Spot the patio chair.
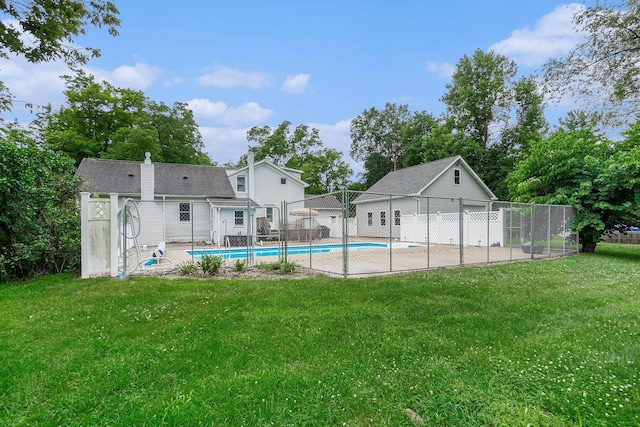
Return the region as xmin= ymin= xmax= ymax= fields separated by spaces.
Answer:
xmin=256 ymin=217 xmax=280 ymax=242
xmin=142 ymin=241 xmax=174 ymax=268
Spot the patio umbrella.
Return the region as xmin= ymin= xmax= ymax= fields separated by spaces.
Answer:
xmin=289 ymin=207 xmax=320 ymax=217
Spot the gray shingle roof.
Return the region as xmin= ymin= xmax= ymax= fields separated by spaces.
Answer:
xmin=304 ymin=194 xmax=342 ymax=209
xmin=353 ymin=156 xmax=493 ymax=203
xmin=76 ymin=158 xmax=236 ymax=198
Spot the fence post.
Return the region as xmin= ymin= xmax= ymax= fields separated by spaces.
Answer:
xmin=109 ymin=193 xmax=119 ymax=278
xmin=459 ymin=198 xmax=464 ymax=266
xmin=509 ymin=203 xmax=513 ymax=261
xmin=389 ymin=195 xmax=393 ymax=272
xmin=80 ymin=192 xmax=90 ymax=278
xmin=426 ymin=197 xmax=430 ymax=269
xmin=547 ymin=205 xmax=552 ymax=257
xmin=530 ymin=202 xmax=535 ymax=260
xmin=342 ymin=188 xmax=348 ymax=278
xmin=486 ymin=201 xmax=491 ymax=263
xmin=284 ymin=201 xmax=289 ymax=263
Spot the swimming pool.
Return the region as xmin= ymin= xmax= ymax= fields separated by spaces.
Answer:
xmin=187 ymin=242 xmax=389 ymax=260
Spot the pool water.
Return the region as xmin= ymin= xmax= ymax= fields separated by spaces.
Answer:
xmin=188 ymin=242 xmax=388 ymax=260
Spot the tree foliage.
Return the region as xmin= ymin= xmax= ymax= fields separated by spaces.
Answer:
xmin=247 ymin=121 xmax=352 ymax=194
xmin=442 ymin=49 xmax=517 ymax=150
xmin=541 ymin=1 xmax=640 ymax=125
xmin=438 ymin=51 xmax=546 ymax=199
xmin=0 ymin=0 xmax=120 ymax=111
xmin=0 ymin=124 xmax=81 ymax=282
xmin=400 ymin=112 xmax=437 ymax=168
xmin=507 ymin=127 xmax=640 ymax=252
xmin=350 ymin=102 xmax=412 ymax=172
xmin=247 ymin=121 xmax=322 ymax=167
xmin=40 ymin=72 xmax=210 ymax=166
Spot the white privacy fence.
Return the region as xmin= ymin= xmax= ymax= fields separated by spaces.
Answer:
xmin=400 ymin=210 xmax=504 ymax=246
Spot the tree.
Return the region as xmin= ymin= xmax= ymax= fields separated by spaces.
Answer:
xmin=440 ymin=50 xmax=548 ymax=199
xmin=541 ymin=1 xmax=640 ymax=126
xmin=350 ymin=103 xmax=412 ymax=173
xmin=557 ymin=109 xmax=606 ymax=135
xmin=0 ymin=0 xmax=120 ymax=110
xmin=247 ymin=121 xmax=321 ymax=167
xmin=442 ymin=49 xmax=517 ymax=151
xmin=246 ymin=121 xmax=352 ymax=193
xmin=507 ymin=127 xmax=640 ymax=253
xmin=40 ymin=72 xmax=210 ymax=166
xmin=490 ymin=77 xmax=548 ymax=198
xmin=0 ymin=124 xmax=81 ymax=281
xmin=400 ymin=112 xmax=437 ymax=168
xmin=298 ymin=148 xmax=353 ymax=194
xmin=360 ymin=152 xmax=394 ymax=190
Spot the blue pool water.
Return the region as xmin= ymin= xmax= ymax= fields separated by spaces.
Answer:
xmin=188 ymin=242 xmax=388 ymax=260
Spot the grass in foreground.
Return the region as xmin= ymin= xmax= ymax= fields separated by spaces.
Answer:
xmin=1 ymin=244 xmax=639 ymax=426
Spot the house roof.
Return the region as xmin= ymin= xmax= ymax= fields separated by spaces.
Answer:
xmin=227 ymin=159 xmax=309 ymax=188
xmin=304 ymin=194 xmax=342 ymax=210
xmin=76 ymin=158 xmax=237 ymax=198
xmin=353 ymin=156 xmax=496 ymax=204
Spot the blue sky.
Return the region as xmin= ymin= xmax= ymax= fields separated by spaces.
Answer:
xmin=0 ymin=1 xmax=587 ymax=172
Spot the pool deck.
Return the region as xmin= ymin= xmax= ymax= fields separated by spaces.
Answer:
xmin=133 ymin=237 xmax=571 ymax=278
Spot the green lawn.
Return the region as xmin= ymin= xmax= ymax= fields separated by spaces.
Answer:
xmin=1 ymin=244 xmax=639 ymax=426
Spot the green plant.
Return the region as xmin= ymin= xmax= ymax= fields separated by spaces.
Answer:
xmin=257 ymin=259 xmax=297 ymax=274
xmin=178 ymin=261 xmax=199 ymax=276
xmin=234 ymin=258 xmax=246 ymax=272
xmin=0 ymin=134 xmax=81 ymax=282
xmin=198 ymin=254 xmax=223 ymax=276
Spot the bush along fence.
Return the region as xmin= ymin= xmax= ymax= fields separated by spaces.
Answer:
xmin=79 ymin=191 xmax=578 ymax=278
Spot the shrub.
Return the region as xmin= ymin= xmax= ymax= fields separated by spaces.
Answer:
xmin=257 ymin=260 xmax=297 ymax=274
xmin=198 ymin=254 xmax=223 ymax=276
xmin=0 ymin=132 xmax=81 ymax=282
xmin=234 ymin=259 xmax=246 ymax=272
xmin=178 ymin=261 xmax=199 ymax=276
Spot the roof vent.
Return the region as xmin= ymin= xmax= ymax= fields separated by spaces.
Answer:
xmin=183 ymin=176 xmax=188 ymax=180
xmin=128 ymin=174 xmax=134 ymax=177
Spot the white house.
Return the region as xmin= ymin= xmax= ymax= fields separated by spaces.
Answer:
xmin=75 ymin=152 xmax=308 ymax=246
xmin=352 ymin=156 xmax=497 ymax=238
xmin=226 ymin=153 xmax=308 ymax=230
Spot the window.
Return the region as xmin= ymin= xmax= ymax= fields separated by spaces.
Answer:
xmin=281 ymin=178 xmax=287 ymax=185
xmin=394 ymin=209 xmax=401 ymax=226
xmin=234 ymin=210 xmax=244 ymax=226
xmin=380 ymin=211 xmax=386 ymax=226
xmin=179 ymin=203 xmax=190 ymax=222
xmin=266 ymin=207 xmax=273 ymax=222
xmin=367 ymin=212 xmax=373 ymax=226
xmin=454 ymin=169 xmax=461 ymax=185
xmin=237 ymin=175 xmax=246 ymax=192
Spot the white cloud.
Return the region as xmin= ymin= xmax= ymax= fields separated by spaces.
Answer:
xmin=281 ymin=73 xmax=311 ymax=94
xmin=88 ymin=62 xmax=162 ymax=90
xmin=0 ymin=55 xmax=68 ymax=117
xmin=490 ymin=3 xmax=584 ymax=67
xmin=426 ymin=62 xmax=455 ymax=78
xmin=196 ymin=66 xmax=270 ymax=89
xmin=187 ymin=98 xmax=273 ymax=126
xmin=199 ymin=126 xmax=250 ymax=164
xmin=164 ymin=76 xmax=184 ymax=87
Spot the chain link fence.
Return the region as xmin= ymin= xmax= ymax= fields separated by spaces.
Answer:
xmin=114 ymin=192 xmax=577 ymax=277
xmin=285 ymin=191 xmax=578 ymax=277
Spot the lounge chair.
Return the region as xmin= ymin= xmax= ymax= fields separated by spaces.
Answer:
xmin=142 ymin=241 xmax=174 ymax=268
